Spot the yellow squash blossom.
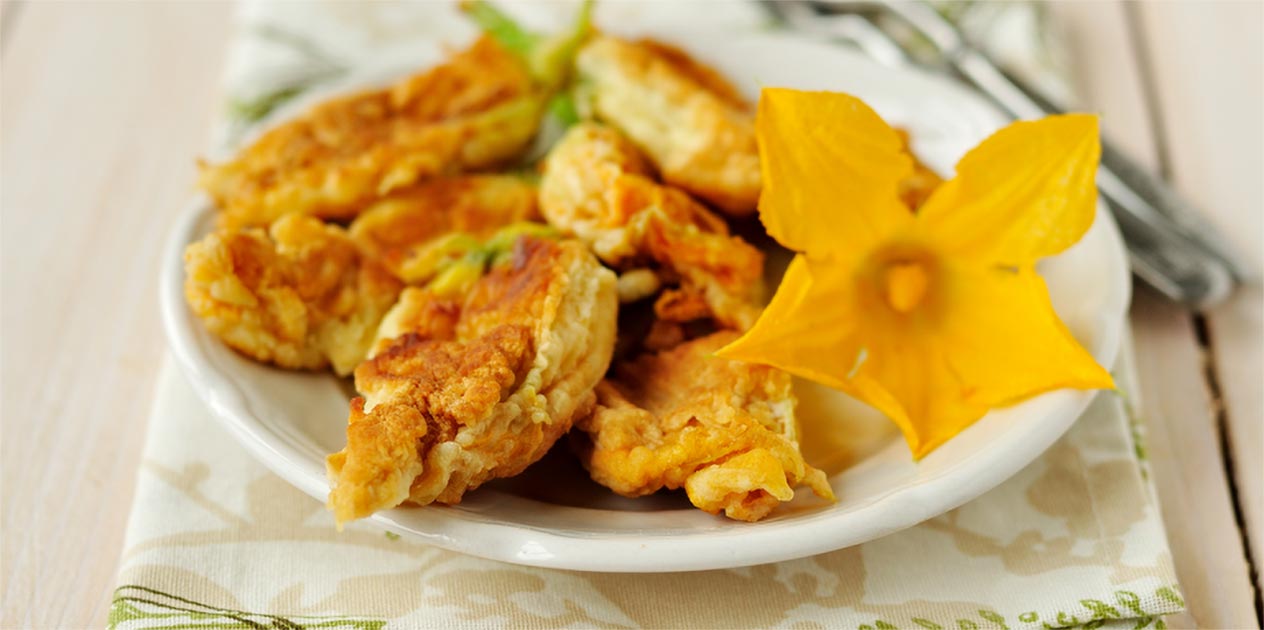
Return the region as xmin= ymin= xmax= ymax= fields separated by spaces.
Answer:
xmin=716 ymin=88 xmax=1115 ymax=459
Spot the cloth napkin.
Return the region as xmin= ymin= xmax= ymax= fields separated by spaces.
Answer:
xmin=111 ymin=2 xmax=1184 ymax=628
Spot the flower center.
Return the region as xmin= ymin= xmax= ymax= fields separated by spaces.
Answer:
xmin=884 ymin=262 xmax=929 ymax=313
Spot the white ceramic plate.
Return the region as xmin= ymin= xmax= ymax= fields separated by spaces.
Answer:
xmin=162 ymin=31 xmax=1130 ymax=572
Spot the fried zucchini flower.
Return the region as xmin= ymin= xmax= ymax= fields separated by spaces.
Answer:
xmin=576 ymin=36 xmax=760 ymax=216
xmin=201 ymin=2 xmax=591 ymax=228
xmin=574 ymin=332 xmax=833 ymax=522
xmin=327 ymin=233 xmax=617 ymax=524
xmin=539 ymin=122 xmax=764 ymax=330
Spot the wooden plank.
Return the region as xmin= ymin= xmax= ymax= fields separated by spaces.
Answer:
xmin=1204 ymin=284 xmax=1264 ymax=560
xmin=0 ymin=3 xmax=230 ymax=627
xmin=0 ymin=1 xmax=24 ymax=52
xmin=1132 ymin=3 xmax=1264 ymax=599
xmin=1129 ymin=291 xmax=1259 ymax=630
xmin=1051 ymin=2 xmax=1258 ymax=627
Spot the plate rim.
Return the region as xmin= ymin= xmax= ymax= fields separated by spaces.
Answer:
xmin=161 ymin=31 xmax=1131 ymax=572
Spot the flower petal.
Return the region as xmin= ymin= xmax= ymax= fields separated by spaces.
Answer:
xmin=756 ymin=88 xmax=913 ymax=256
xmin=850 ymin=261 xmax=1114 ymax=458
xmin=715 ymin=254 xmax=866 ymax=387
xmin=940 ymin=262 xmax=1116 ymax=404
xmin=916 ymin=114 xmax=1101 ymax=266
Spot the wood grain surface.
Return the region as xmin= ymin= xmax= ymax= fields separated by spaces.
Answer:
xmin=1134 ymin=4 xmax=1264 ymax=600
xmin=1 ymin=2 xmax=1259 ymax=628
xmin=1054 ymin=2 xmax=1262 ymax=627
xmin=1 ymin=3 xmax=231 ymax=627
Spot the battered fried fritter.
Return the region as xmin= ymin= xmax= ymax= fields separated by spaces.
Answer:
xmin=539 ymin=122 xmax=764 ymax=330
xmin=573 ymin=332 xmax=833 ymax=522
xmin=349 ymin=175 xmax=540 ymax=284
xmin=576 ymin=36 xmax=760 ymax=216
xmin=184 ymin=214 xmax=402 ymax=375
xmin=200 ymin=36 xmax=544 ymax=228
xmin=326 ymin=237 xmax=618 ymax=524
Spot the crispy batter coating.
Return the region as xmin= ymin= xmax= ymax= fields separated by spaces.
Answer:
xmin=577 ymin=36 xmax=760 ymax=216
xmin=184 ymin=214 xmax=402 ymax=375
xmin=200 ymin=36 xmax=543 ymax=228
xmin=539 ymin=122 xmax=764 ymax=330
xmin=573 ymin=331 xmax=833 ymax=522
xmin=326 ymin=238 xmax=618 ymax=524
xmin=349 ymin=175 xmax=540 ymax=283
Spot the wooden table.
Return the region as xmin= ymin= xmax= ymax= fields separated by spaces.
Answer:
xmin=1 ymin=2 xmax=1259 ymax=628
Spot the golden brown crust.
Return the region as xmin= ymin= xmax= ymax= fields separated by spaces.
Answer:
xmin=539 ymin=122 xmax=764 ymax=331
xmin=577 ymin=36 xmax=760 ymax=215
xmin=633 ymin=39 xmax=750 ymax=111
xmin=327 ymin=238 xmax=618 ymax=524
xmin=183 ymin=214 xmax=402 ymax=375
xmin=573 ymin=331 xmax=834 ymax=522
xmin=348 ymin=175 xmax=540 ymax=283
xmin=200 ymin=36 xmax=543 ymax=228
